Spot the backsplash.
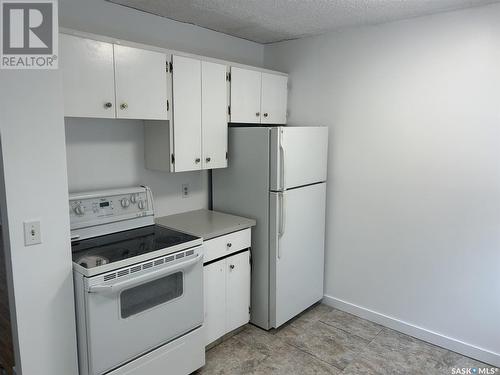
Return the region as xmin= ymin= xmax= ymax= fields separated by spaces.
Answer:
xmin=64 ymin=118 xmax=209 ymax=217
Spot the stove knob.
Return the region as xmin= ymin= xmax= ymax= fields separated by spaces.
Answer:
xmin=138 ymin=200 xmax=146 ymax=210
xmin=130 ymin=194 xmax=137 ymax=204
xmin=121 ymin=198 xmax=130 ymax=208
xmin=74 ymin=204 xmax=85 ymax=216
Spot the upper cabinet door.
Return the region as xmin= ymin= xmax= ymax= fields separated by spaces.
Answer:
xmin=261 ymin=73 xmax=288 ymax=124
xmin=60 ymin=34 xmax=116 ymax=118
xmin=230 ymin=67 xmax=262 ymax=124
xmin=202 ymin=61 xmax=228 ymax=170
xmin=114 ymin=45 xmax=168 ymax=120
xmin=172 ymin=55 xmax=202 ymax=172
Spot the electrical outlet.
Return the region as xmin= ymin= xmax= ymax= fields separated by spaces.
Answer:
xmin=24 ymin=220 xmax=41 ymax=246
xmin=182 ymin=183 xmax=190 ymax=198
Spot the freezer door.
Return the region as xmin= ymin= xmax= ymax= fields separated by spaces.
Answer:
xmin=270 ymin=182 xmax=326 ymax=328
xmin=270 ymin=126 xmax=328 ymax=191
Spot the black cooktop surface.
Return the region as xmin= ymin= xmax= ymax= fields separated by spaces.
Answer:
xmin=71 ymin=225 xmax=199 ymax=270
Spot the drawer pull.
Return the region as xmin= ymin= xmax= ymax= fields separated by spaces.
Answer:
xmin=227 ymin=243 xmax=232 ymax=248
xmin=229 ymin=264 xmax=235 ymax=270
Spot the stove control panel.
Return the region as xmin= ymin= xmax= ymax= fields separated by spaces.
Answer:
xmin=69 ymin=186 xmax=153 ymax=231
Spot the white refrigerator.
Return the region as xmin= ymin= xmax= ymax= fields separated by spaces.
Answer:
xmin=213 ymin=126 xmax=328 ymax=329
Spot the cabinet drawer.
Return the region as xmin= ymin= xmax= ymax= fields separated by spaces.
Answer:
xmin=203 ymin=229 xmax=251 ymax=263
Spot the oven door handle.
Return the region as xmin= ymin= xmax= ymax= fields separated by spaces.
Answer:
xmin=87 ymin=253 xmax=203 ymax=294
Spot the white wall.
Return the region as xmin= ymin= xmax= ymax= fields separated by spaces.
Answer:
xmin=60 ymin=0 xmax=265 ymax=217
xmin=65 ymin=119 xmax=207 ymax=217
xmin=264 ymin=3 xmax=500 ymax=366
xmin=0 ymin=70 xmax=78 ymax=374
xmin=59 ymin=0 xmax=264 ymax=67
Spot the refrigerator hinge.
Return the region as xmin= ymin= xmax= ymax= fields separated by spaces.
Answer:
xmin=171 ymin=154 xmax=175 ymax=164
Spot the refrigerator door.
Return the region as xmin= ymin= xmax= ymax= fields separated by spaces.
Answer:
xmin=270 ymin=126 xmax=328 ymax=191
xmin=269 ymin=182 xmax=326 ymax=328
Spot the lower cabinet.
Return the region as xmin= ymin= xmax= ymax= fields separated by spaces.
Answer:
xmin=204 ymin=250 xmax=250 ymax=345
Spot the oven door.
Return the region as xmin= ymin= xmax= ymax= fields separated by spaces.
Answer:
xmin=83 ymin=247 xmax=203 ymax=375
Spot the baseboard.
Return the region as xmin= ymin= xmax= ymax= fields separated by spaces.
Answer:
xmin=322 ymin=295 xmax=500 ymax=367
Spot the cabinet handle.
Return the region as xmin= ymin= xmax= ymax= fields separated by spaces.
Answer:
xmin=263 ymin=113 xmax=268 ymax=118
xmin=120 ymin=103 xmax=128 ymax=110
xmin=206 ymin=157 xmax=211 ymax=162
xmin=104 ymin=102 xmax=113 ymax=109
xmin=229 ymin=264 xmax=235 ymax=270
xmin=227 ymin=243 xmax=232 ymax=248
xmin=255 ymin=112 xmax=260 ymax=117
xmin=195 ymin=158 xmax=201 ymax=164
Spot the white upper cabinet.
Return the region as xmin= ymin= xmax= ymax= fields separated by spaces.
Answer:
xmin=202 ymin=61 xmax=228 ymax=170
xmin=230 ymin=67 xmax=288 ymax=124
xmin=60 ymin=34 xmax=169 ymax=120
xmin=171 ymin=55 xmax=202 ymax=172
xmin=61 ymin=32 xmax=288 ymax=172
xmin=60 ymin=34 xmax=115 ymax=118
xmin=114 ymin=45 xmax=168 ymax=120
xmin=261 ymin=73 xmax=288 ymax=125
xmin=146 ymin=56 xmax=228 ymax=173
xmin=230 ymin=67 xmax=262 ymax=124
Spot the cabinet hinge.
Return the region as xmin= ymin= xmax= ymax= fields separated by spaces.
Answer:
xmin=226 ymin=72 xmax=231 ymax=82
xmin=171 ymin=154 xmax=175 ymax=164
xmin=165 ymin=61 xmax=169 ymax=73
xmin=225 ymin=151 xmax=228 ymax=160
xmin=169 ymin=61 xmax=173 ymax=73
xmin=166 ymin=99 xmax=170 ymax=111
xmin=249 ymin=306 xmax=251 ymax=314
xmin=228 ymin=106 xmax=231 ymax=116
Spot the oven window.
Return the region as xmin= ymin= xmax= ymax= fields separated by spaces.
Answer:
xmin=120 ymin=272 xmax=183 ymax=319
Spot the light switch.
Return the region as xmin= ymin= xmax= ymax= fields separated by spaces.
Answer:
xmin=24 ymin=221 xmax=41 ymax=246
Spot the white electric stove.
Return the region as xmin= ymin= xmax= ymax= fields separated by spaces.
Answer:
xmin=70 ymin=186 xmax=205 ymax=375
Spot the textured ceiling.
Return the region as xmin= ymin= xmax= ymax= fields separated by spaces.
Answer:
xmin=107 ymin=0 xmax=500 ymax=44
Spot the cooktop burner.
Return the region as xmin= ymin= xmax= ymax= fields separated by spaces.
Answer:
xmin=71 ymin=225 xmax=199 ymax=270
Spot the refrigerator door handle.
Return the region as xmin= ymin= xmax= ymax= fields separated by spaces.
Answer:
xmin=280 ymin=130 xmax=286 ymax=190
xmin=278 ymin=192 xmax=284 ymax=237
xmin=282 ymin=192 xmax=286 ymax=236
xmin=278 ymin=192 xmax=286 ymax=259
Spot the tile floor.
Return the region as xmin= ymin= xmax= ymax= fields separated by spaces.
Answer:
xmin=196 ymin=304 xmax=495 ymax=375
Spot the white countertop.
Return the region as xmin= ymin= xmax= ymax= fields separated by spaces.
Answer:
xmin=156 ymin=209 xmax=256 ymax=240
